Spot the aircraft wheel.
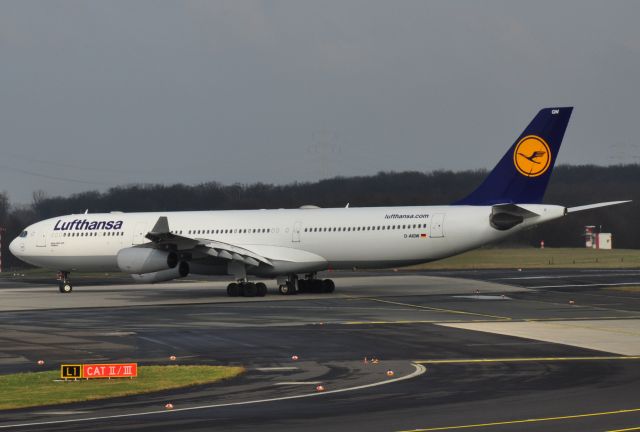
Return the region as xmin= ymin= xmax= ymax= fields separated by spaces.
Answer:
xmin=310 ymin=279 xmax=324 ymax=293
xmin=297 ymin=279 xmax=309 ymax=294
xmin=227 ymin=283 xmax=240 ymax=297
xmin=279 ymin=281 xmax=297 ymax=295
xmin=278 ymin=284 xmax=290 ymax=295
xmin=59 ymin=283 xmax=73 ymax=293
xmin=243 ymin=282 xmax=258 ymax=297
xmin=322 ymin=279 xmax=335 ymax=293
xmin=256 ymin=282 xmax=267 ymax=297
xmin=287 ymin=281 xmax=297 ymax=295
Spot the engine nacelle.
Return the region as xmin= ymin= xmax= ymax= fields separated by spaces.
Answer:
xmin=130 ymin=261 xmax=190 ymax=284
xmin=117 ymin=247 xmax=178 ymax=274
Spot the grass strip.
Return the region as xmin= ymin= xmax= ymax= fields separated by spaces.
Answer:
xmin=406 ymin=248 xmax=640 ymax=270
xmin=0 ymin=365 xmax=244 ymax=410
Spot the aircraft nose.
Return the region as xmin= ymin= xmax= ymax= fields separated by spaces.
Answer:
xmin=9 ymin=237 xmax=21 ymax=257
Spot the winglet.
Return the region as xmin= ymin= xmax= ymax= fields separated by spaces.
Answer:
xmin=145 ymin=217 xmax=172 ymax=242
xmin=149 ymin=216 xmax=170 ymax=234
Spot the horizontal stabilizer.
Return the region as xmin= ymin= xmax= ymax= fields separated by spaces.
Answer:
xmin=566 ymin=200 xmax=631 ymax=214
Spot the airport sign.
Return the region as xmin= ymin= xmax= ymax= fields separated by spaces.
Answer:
xmin=60 ymin=364 xmax=82 ymax=379
xmin=60 ymin=363 xmax=137 ymax=379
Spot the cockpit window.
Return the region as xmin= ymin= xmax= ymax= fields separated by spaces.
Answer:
xmin=19 ymin=231 xmax=28 ymax=238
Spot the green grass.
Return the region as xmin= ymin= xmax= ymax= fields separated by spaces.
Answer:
xmin=0 ymin=365 xmax=244 ymax=410
xmin=405 ymin=248 xmax=640 ymax=270
xmin=604 ymin=286 xmax=640 ymax=293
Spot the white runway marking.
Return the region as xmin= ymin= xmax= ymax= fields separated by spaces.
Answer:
xmin=528 ymin=282 xmax=640 ymax=289
xmin=453 ymin=295 xmax=511 ymax=300
xmin=0 ymin=363 xmax=427 ymax=429
xmin=254 ymin=367 xmax=299 ymax=372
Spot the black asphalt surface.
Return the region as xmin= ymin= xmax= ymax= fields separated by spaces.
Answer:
xmin=1 ymin=268 xmax=640 ymax=431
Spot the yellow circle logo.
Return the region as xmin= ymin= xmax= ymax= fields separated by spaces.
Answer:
xmin=513 ymin=135 xmax=551 ymax=177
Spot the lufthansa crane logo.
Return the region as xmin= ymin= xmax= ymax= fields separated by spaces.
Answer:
xmin=513 ymin=135 xmax=551 ymax=177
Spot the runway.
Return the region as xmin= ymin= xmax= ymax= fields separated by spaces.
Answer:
xmin=1 ymin=269 xmax=640 ymax=431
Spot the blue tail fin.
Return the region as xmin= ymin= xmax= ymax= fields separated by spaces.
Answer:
xmin=454 ymin=107 xmax=573 ymax=205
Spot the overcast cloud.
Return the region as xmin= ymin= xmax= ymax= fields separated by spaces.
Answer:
xmin=1 ymin=0 xmax=639 ymax=204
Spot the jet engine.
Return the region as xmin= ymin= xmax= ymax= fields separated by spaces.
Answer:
xmin=130 ymin=261 xmax=190 ymax=283
xmin=116 ymin=247 xmax=178 ymax=274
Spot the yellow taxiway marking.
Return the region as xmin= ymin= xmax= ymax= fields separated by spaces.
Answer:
xmin=397 ymin=407 xmax=640 ymax=431
xmin=350 ymin=297 xmax=511 ymax=321
xmin=607 ymin=427 xmax=640 ymax=432
xmin=414 ymin=355 xmax=640 ymax=364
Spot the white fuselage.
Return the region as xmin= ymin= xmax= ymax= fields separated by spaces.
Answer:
xmin=10 ymin=204 xmax=565 ymax=277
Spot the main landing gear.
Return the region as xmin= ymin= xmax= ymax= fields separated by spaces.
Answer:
xmin=227 ymin=281 xmax=267 ymax=298
xmin=226 ymin=274 xmax=337 ymax=297
xmin=57 ymin=271 xmax=73 ymax=293
xmin=297 ymin=277 xmax=335 ymax=294
xmin=278 ymin=274 xmax=335 ymax=295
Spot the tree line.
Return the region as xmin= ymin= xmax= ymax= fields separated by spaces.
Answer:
xmin=2 ymin=164 xmax=638 ymax=269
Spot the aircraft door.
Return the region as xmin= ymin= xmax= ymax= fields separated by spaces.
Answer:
xmin=430 ymin=213 xmax=445 ymax=238
xmin=132 ymin=222 xmax=147 ymax=245
xmin=292 ymin=221 xmax=302 ymax=242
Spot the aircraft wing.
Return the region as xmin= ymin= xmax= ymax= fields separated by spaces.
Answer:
xmin=144 ymin=216 xmax=273 ymax=267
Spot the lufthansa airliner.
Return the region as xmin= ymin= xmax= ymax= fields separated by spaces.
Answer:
xmin=9 ymin=108 xmax=629 ymax=296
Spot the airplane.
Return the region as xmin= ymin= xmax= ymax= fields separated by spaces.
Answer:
xmin=9 ymin=107 xmax=629 ymax=296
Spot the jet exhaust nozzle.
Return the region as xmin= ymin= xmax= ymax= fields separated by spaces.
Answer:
xmin=116 ymin=247 xmax=178 ymax=274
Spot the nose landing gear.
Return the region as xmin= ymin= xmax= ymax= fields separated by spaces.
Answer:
xmin=57 ymin=271 xmax=73 ymax=293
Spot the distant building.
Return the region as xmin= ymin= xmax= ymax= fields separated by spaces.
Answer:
xmin=584 ymin=226 xmax=612 ymax=249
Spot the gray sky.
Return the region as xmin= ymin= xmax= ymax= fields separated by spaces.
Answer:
xmin=1 ymin=0 xmax=639 ymax=204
